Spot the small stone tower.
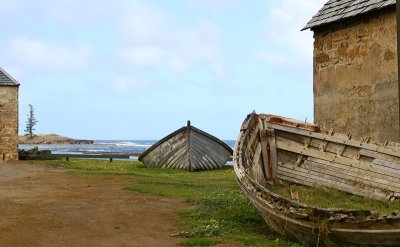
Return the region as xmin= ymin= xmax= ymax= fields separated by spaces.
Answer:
xmin=303 ymin=0 xmax=398 ymax=142
xmin=0 ymin=67 xmax=20 ymax=161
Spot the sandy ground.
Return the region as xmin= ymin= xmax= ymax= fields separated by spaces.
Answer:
xmin=0 ymin=161 xmax=240 ymax=247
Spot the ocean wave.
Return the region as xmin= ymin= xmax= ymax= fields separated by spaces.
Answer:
xmin=51 ymin=151 xmax=83 ymax=155
xmin=94 ymin=141 xmax=152 ymax=147
xmin=82 ymin=149 xmax=106 ymax=152
xmin=115 ymin=142 xmax=138 ymax=146
xmin=132 ymin=144 xmax=152 ymax=147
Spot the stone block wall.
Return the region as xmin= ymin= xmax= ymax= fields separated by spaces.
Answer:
xmin=0 ymin=86 xmax=19 ymax=160
xmin=313 ymin=8 xmax=399 ymax=143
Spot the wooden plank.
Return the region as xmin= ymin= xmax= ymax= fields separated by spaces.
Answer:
xmin=187 ymin=124 xmax=192 ymax=170
xmin=162 ymin=145 xmax=187 ymax=169
xmin=191 ymin=130 xmax=231 ymax=159
xmin=269 ymin=123 xmax=400 ymax=158
xmin=276 ymin=136 xmax=400 ymax=181
xmin=240 ymin=112 xmax=257 ymax=130
xmin=250 ymin=159 xmax=268 ymax=186
xmin=267 ymin=129 xmax=278 ymax=179
xmin=359 ymin=149 xmax=400 ymax=163
xmin=295 ymin=155 xmax=303 ymax=166
xmin=167 ymin=149 xmax=188 ymax=170
xmin=191 ymin=148 xmax=214 ymax=170
xmin=260 ymin=128 xmax=277 ymax=181
xmin=306 ymin=157 xmax=400 ymax=190
xmin=189 ymin=124 xmax=232 ymax=169
xmin=259 ymin=131 xmax=269 ymax=181
xmin=302 ymin=160 xmax=400 ymax=193
xmin=190 ymin=132 xmax=231 ymax=169
xmin=276 ymin=130 xmax=353 ymax=160
xmin=304 ymin=137 xmax=311 ymax=148
xmin=275 ymin=171 xmax=386 ymax=201
xmin=276 ymin=136 xmax=362 ymax=166
xmin=279 ymin=163 xmax=351 ymax=187
xmin=320 ymin=128 xmax=334 ymax=152
xmin=372 ymin=158 xmax=400 ymax=171
xmin=276 ymin=165 xmax=388 ymax=200
xmin=278 ymin=161 xmax=389 ymax=196
xmin=245 ymin=120 xmax=262 ymax=155
xmin=161 ymin=136 xmax=188 ymax=169
xmin=145 ymin=131 xmax=187 ymax=168
xmin=189 ymin=147 xmax=209 ymax=170
xmin=252 ymin=142 xmax=262 ymax=169
xmin=307 ymin=157 xmax=400 ymax=185
xmin=263 ymin=114 xmax=319 ymax=131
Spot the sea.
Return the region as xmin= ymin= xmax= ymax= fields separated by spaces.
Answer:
xmin=18 ymin=140 xmax=237 ymax=161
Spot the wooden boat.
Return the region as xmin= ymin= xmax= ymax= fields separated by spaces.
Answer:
xmin=139 ymin=121 xmax=232 ymax=171
xmin=234 ymin=112 xmax=400 ymax=245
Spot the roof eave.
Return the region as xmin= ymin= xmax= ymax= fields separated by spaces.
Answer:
xmin=0 ymin=83 xmax=20 ymax=87
xmin=301 ymin=4 xmax=396 ymax=32
xmin=300 ymin=3 xmax=396 ymax=31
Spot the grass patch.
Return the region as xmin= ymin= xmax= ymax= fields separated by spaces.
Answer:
xmin=47 ymin=158 xmax=400 ymax=246
xmin=48 ymin=158 xmax=143 ymax=174
xmin=46 ymin=159 xmax=303 ymax=246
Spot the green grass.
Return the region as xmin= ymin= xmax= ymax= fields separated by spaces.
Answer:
xmin=48 ymin=158 xmax=143 ymax=174
xmin=45 ymin=158 xmax=400 ymax=247
xmin=46 ymin=158 xmax=304 ymax=246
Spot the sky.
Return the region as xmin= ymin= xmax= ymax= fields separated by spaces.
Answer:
xmin=1 ymin=0 xmax=326 ymax=140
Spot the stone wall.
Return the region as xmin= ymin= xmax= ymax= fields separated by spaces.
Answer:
xmin=0 ymin=86 xmax=19 ymax=160
xmin=313 ymin=8 xmax=399 ymax=143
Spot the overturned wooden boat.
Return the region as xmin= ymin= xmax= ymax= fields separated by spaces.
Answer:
xmin=139 ymin=121 xmax=232 ymax=171
xmin=234 ymin=112 xmax=400 ymax=245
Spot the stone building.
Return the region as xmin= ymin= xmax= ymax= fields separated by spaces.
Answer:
xmin=303 ymin=0 xmax=398 ymax=142
xmin=0 ymin=67 xmax=20 ymax=160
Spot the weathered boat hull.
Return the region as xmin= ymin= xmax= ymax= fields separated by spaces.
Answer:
xmin=234 ymin=112 xmax=400 ymax=245
xmin=139 ymin=121 xmax=232 ymax=171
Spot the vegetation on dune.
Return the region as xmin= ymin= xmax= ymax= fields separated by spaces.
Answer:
xmin=18 ymin=133 xmax=94 ymax=144
xmin=47 ymin=159 xmax=303 ymax=246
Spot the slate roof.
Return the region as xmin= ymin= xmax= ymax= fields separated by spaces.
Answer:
xmin=0 ymin=67 xmax=20 ymax=86
xmin=302 ymin=0 xmax=396 ymax=30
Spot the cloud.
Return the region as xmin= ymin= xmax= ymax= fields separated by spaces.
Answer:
xmin=118 ymin=46 xmax=164 ymax=67
xmin=90 ymin=73 xmax=166 ymax=95
xmin=117 ymin=1 xmax=169 ymax=42
xmin=112 ymin=76 xmax=139 ymax=92
xmin=45 ymin=0 xmax=111 ymax=26
xmin=116 ymin=1 xmax=220 ymax=74
xmin=0 ymin=0 xmax=21 ymax=12
xmin=4 ymin=38 xmax=92 ymax=72
xmin=183 ymin=0 xmax=244 ymax=10
xmin=259 ymin=0 xmax=326 ymax=69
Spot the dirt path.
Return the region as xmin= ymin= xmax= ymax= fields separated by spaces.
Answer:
xmin=0 ymin=161 xmax=201 ymax=247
